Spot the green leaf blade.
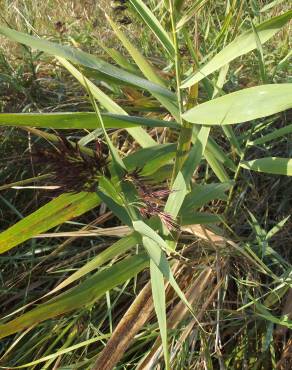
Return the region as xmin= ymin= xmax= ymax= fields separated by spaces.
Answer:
xmin=129 ymin=0 xmax=175 ymax=58
xmin=182 ymin=84 xmax=292 ymax=125
xmin=0 ymin=25 xmax=176 ymax=101
xmin=150 ymin=260 xmax=170 ymax=369
xmin=241 ymin=157 xmax=292 ymax=176
xmin=0 ymin=253 xmax=148 ymax=339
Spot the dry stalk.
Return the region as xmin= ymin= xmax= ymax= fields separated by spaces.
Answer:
xmin=92 ymin=282 xmax=154 ymax=370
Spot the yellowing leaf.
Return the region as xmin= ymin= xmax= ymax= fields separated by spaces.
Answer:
xmin=0 ymin=192 xmax=100 ymax=254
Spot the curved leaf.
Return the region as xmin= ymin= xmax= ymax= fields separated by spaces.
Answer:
xmin=180 ymin=182 xmax=231 ymax=213
xmin=46 ymin=234 xmax=139 ymax=297
xmin=0 ymin=25 xmax=176 ymax=101
xmin=58 ymin=57 xmax=156 ymax=148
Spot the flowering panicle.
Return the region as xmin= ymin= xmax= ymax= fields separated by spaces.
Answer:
xmin=34 ymin=138 xmax=178 ymax=230
xmin=34 ymin=136 xmax=108 ymax=194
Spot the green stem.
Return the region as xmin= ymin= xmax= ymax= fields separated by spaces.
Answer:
xmin=225 ymin=149 xmax=245 ymax=210
xmin=172 ymin=125 xmax=193 ymax=179
xmin=169 ymin=0 xmax=193 ymax=184
xmin=169 ymin=0 xmax=183 ymax=124
xmin=226 ymin=124 xmax=257 ymax=214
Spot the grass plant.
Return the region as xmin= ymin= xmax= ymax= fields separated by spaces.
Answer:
xmin=0 ymin=1 xmax=291 ymax=369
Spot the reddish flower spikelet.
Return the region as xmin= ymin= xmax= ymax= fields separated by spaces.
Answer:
xmin=139 ymin=203 xmax=179 ymax=231
xmin=124 ymin=168 xmax=178 ymax=231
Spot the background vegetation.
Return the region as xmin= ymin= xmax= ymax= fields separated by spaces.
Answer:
xmin=0 ymin=0 xmax=291 ymax=369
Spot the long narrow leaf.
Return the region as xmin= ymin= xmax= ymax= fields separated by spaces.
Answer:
xmin=124 ymin=143 xmax=176 ymax=173
xmin=9 ymin=335 xmax=110 ymax=368
xmin=204 ymin=149 xmax=230 ymax=182
xmin=0 ymin=253 xmax=149 ymax=339
xmin=180 ymin=182 xmax=231 ymax=213
xmin=193 ymin=125 xmax=236 ymax=171
xmin=0 ymin=112 xmax=179 ymax=130
xmin=150 ymin=260 xmax=169 ymax=369
xmin=181 ymin=11 xmax=292 ymax=87
xmin=58 ymin=57 xmax=156 ymax=147
xmin=142 ymin=235 xmax=195 ymax=316
xmin=164 ymin=126 xmax=210 ymax=221
xmin=248 ymin=124 xmax=292 ymax=146
xmin=106 ymin=16 xmax=179 ymax=120
xmin=45 ymin=234 xmax=139 ymax=297
xmin=0 ymin=25 xmax=176 ymax=101
xmin=129 ymin=0 xmax=175 ymax=58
